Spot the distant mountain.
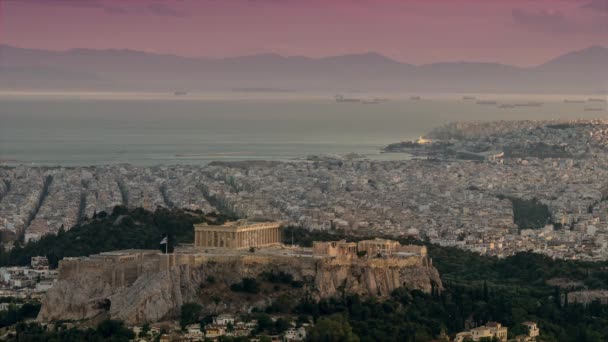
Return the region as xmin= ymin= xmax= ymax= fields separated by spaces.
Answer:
xmin=0 ymin=45 xmax=606 ymax=93
xmin=532 ymin=46 xmax=608 ymax=91
xmin=538 ymin=45 xmax=608 ymax=71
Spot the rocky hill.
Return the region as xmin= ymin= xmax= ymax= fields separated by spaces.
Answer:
xmin=38 ymin=249 xmax=441 ymax=325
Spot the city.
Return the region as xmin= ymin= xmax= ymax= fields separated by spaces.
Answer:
xmin=4 ymin=120 xmax=608 ymax=262
xmin=1 ymin=0 xmax=608 ymax=340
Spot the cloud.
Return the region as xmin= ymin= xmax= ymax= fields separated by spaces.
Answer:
xmin=5 ymin=0 xmax=124 ymax=13
xmin=581 ymin=0 xmax=608 ymax=12
xmin=5 ymin=0 xmax=189 ymax=17
xmin=511 ymin=9 xmax=578 ymax=33
xmin=146 ymin=3 xmax=189 ymax=18
xmin=511 ymin=7 xmax=607 ymax=35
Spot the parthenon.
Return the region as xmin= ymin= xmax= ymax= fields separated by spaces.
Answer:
xmin=194 ymin=220 xmax=282 ymax=249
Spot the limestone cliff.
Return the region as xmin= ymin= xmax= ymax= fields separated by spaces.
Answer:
xmin=38 ymin=251 xmax=442 ymax=325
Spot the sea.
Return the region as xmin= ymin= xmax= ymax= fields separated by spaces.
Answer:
xmin=0 ymin=92 xmax=605 ymax=166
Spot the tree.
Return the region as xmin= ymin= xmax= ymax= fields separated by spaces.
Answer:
xmin=308 ymin=313 xmax=359 ymax=342
xmin=230 ymin=277 xmax=260 ymax=294
xmin=180 ymin=302 xmax=203 ymax=329
xmin=256 ymin=314 xmax=274 ymax=333
xmin=96 ymin=319 xmax=135 ymax=340
xmin=274 ymin=318 xmax=291 ymax=334
xmin=140 ymin=323 xmax=150 ymax=337
xmin=478 ymin=337 xmax=499 ymax=342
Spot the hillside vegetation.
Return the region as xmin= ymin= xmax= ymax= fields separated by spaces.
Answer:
xmin=0 ymin=206 xmax=233 ymax=268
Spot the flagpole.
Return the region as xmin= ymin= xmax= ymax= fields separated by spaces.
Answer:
xmin=165 ymin=236 xmax=168 ymax=254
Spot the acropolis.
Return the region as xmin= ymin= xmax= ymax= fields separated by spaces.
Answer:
xmin=194 ymin=220 xmax=281 ymax=249
xmin=39 ymin=220 xmax=441 ymax=325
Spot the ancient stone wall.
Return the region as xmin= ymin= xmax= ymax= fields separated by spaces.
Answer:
xmin=39 ymin=248 xmax=441 ymax=325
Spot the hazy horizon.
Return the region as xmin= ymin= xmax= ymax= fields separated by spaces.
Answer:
xmin=2 ymin=0 xmax=607 ymax=67
xmin=2 ymin=42 xmax=607 ymax=68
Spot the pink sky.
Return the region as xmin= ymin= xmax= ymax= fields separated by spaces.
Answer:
xmin=1 ymin=0 xmax=607 ymax=66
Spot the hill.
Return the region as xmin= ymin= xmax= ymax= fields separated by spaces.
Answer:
xmin=1 ymin=45 xmax=606 ymax=93
xmin=2 ymin=208 xmax=608 ymax=340
xmin=0 ymin=206 xmax=234 ymax=268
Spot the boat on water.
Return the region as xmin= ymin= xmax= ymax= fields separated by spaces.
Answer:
xmin=463 ymin=96 xmax=476 ymax=100
xmin=588 ymin=98 xmax=607 ymax=103
xmin=410 ymin=96 xmax=421 ymax=101
xmin=335 ymin=94 xmax=361 ymax=103
xmin=174 ymin=91 xmax=188 ymax=96
xmin=498 ymin=104 xmax=516 ymax=109
xmin=513 ymin=102 xmax=543 ymax=107
xmin=564 ymin=100 xmax=585 ymax=103
xmin=476 ymin=100 xmax=497 ymax=105
xmin=585 ymin=108 xmax=605 ymax=112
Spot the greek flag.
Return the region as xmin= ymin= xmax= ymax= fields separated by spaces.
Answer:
xmin=160 ymin=236 xmax=168 ymax=245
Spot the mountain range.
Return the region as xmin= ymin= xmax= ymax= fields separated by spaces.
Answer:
xmin=0 ymin=45 xmax=606 ymax=93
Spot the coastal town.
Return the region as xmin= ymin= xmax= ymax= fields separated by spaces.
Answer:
xmin=3 ymin=120 xmax=608 ymax=262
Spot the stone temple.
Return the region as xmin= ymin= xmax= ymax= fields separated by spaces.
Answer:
xmin=194 ymin=220 xmax=281 ymax=249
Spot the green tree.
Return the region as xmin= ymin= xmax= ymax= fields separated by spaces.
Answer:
xmin=256 ymin=314 xmax=274 ymax=333
xmin=140 ymin=322 xmax=151 ymax=337
xmin=308 ymin=313 xmax=359 ymax=342
xmin=180 ymin=302 xmax=203 ymax=329
xmin=96 ymin=319 xmax=135 ymax=340
xmin=274 ymin=318 xmax=291 ymax=334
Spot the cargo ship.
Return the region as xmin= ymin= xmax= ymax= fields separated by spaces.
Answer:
xmin=335 ymin=94 xmax=361 ymax=103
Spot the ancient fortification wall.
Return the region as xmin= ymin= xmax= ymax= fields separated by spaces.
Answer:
xmin=38 ymin=248 xmax=441 ymax=325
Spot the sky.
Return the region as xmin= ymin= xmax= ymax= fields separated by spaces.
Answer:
xmin=0 ymin=0 xmax=607 ymax=66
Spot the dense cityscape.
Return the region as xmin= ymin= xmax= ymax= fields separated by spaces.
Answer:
xmin=2 ymin=0 xmax=608 ymax=339
xmin=3 ymin=120 xmax=608 ymax=262
xmin=1 ymin=119 xmax=608 ymax=340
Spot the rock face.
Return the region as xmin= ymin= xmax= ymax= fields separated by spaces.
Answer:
xmin=38 ymin=250 xmax=442 ymax=325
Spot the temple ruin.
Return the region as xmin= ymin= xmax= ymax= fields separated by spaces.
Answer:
xmin=194 ymin=220 xmax=281 ymax=249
